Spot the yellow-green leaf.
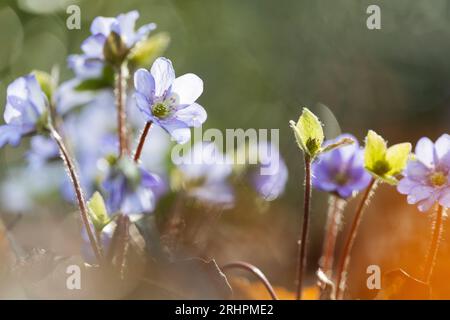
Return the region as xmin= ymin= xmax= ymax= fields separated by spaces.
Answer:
xmin=364 ymin=130 xmax=387 ymax=171
xmin=129 ymin=32 xmax=170 ymax=68
xmin=386 ymin=143 xmax=411 ymax=176
xmin=87 ymin=192 xmax=110 ymax=231
xmin=32 ymin=70 xmax=53 ymax=100
xmin=290 ymin=107 xmax=324 ymax=158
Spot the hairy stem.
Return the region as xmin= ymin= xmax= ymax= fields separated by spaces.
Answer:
xmin=50 ymin=127 xmax=102 ymax=263
xmin=423 ymin=205 xmax=446 ymax=283
xmin=133 ymin=121 xmax=152 ymax=162
xmin=221 ymin=261 xmax=279 ymax=300
xmin=115 ymin=63 xmax=128 ymax=156
xmin=335 ymin=178 xmax=377 ymax=299
xmin=320 ymin=195 xmax=347 ymax=277
xmin=295 ymin=154 xmax=312 ymax=300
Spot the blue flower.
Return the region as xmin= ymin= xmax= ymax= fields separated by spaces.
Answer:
xmin=397 ymin=134 xmax=450 ymax=212
xmin=134 ymin=57 xmax=207 ymax=144
xmin=102 ymin=158 xmax=163 ymax=216
xmin=177 ymin=142 xmax=234 ymax=206
xmin=251 ymin=142 xmax=288 ymax=201
xmin=85 ymin=11 xmax=155 ymax=56
xmin=26 ymin=136 xmax=59 ymax=167
xmin=0 ymin=74 xmax=48 ymax=148
xmin=312 ymin=134 xmax=372 ymax=199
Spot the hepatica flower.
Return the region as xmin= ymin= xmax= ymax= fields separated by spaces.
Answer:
xmin=134 ymin=57 xmax=206 ymax=144
xmin=397 ymin=134 xmax=450 ymax=212
xmin=102 ymin=158 xmax=163 ymax=216
xmin=176 ymin=142 xmax=234 ymax=205
xmin=76 ymin=11 xmax=156 ymax=66
xmin=249 ymin=142 xmax=288 ymax=201
xmin=312 ymin=134 xmax=371 ymax=199
xmin=0 ymin=74 xmax=49 ymax=148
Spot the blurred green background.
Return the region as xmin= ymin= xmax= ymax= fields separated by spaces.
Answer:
xmin=1 ymin=0 xmax=450 ymax=298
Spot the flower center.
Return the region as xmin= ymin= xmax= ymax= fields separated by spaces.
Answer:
xmin=333 ymin=172 xmax=348 ymax=186
xmin=429 ymin=171 xmax=447 ymax=187
xmin=372 ymin=160 xmax=391 ymax=176
xmin=152 ymin=103 xmax=170 ymax=119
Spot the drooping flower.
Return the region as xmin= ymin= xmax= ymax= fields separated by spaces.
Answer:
xmin=397 ymin=134 xmax=450 ymax=212
xmin=102 ymin=158 xmax=163 ymax=216
xmin=312 ymin=134 xmax=372 ymax=199
xmin=249 ymin=142 xmax=288 ymax=201
xmin=0 ymin=74 xmax=49 ymax=148
xmin=81 ymin=10 xmax=156 ymax=65
xmin=134 ymin=57 xmax=206 ymax=144
xmin=176 ymin=142 xmax=234 ymax=206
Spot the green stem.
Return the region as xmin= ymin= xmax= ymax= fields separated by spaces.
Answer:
xmin=295 ymin=154 xmax=312 ymax=300
xmin=335 ymin=178 xmax=377 ymax=299
xmin=423 ymin=205 xmax=446 ymax=283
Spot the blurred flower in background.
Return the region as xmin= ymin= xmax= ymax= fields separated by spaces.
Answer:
xmin=312 ymin=134 xmax=371 ymax=199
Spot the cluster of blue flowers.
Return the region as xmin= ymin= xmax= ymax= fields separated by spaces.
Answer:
xmin=0 ymin=11 xmax=288 ymax=224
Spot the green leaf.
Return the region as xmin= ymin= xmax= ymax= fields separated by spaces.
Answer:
xmin=129 ymin=32 xmax=170 ymax=68
xmin=87 ymin=192 xmax=111 ymax=231
xmin=290 ymin=107 xmax=324 ymax=158
xmin=364 ymin=130 xmax=387 ymax=172
xmin=386 ymin=143 xmax=411 ymax=176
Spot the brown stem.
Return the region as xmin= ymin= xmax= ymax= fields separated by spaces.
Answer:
xmin=423 ymin=205 xmax=446 ymax=283
xmin=50 ymin=127 xmax=102 ymax=263
xmin=133 ymin=121 xmax=152 ymax=162
xmin=221 ymin=261 xmax=279 ymax=300
xmin=320 ymin=195 xmax=347 ymax=277
xmin=295 ymin=154 xmax=312 ymax=300
xmin=335 ymin=178 xmax=377 ymax=299
xmin=115 ymin=63 xmax=128 ymax=156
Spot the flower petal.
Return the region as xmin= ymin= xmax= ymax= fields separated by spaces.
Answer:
xmin=434 ymin=134 xmax=450 ymax=164
xmin=174 ymin=103 xmax=207 ymax=127
xmin=407 ymin=185 xmax=434 ymax=205
xmin=439 ymin=187 xmax=450 ymax=208
xmin=405 ymin=160 xmax=430 ymax=183
xmin=397 ymin=177 xmax=418 ymax=195
xmin=0 ymin=125 xmax=22 ymax=148
xmin=160 ymin=119 xmax=190 ymax=144
xmin=150 ymin=57 xmax=175 ymax=97
xmin=90 ymin=16 xmax=115 ymax=36
xmin=171 ymin=73 xmax=203 ymax=105
xmin=134 ymin=68 xmax=155 ymax=100
xmin=81 ymin=34 xmax=106 ymax=58
xmin=415 ymin=137 xmax=434 ymax=167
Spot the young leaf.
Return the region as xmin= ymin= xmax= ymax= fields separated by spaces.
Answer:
xmin=87 ymin=192 xmax=111 ymax=231
xmin=364 ymin=130 xmax=387 ymax=171
xmin=321 ymin=137 xmax=354 ymax=154
xmin=363 ymin=130 xmax=411 ymax=185
xmin=129 ymin=32 xmax=170 ymax=68
xmin=289 ymin=107 xmax=324 ymax=158
xmin=386 ymin=143 xmax=412 ymax=176
xmin=32 ymin=70 xmax=53 ymax=100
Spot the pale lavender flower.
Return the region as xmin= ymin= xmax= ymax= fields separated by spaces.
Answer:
xmin=0 ymin=74 xmax=48 ymax=148
xmin=397 ymin=134 xmax=450 ymax=212
xmin=102 ymin=158 xmax=163 ymax=216
xmin=134 ymin=57 xmax=206 ymax=144
xmin=251 ymin=142 xmax=288 ymax=201
xmin=312 ymin=134 xmax=371 ymax=199
xmin=26 ymin=136 xmax=59 ymax=167
xmin=177 ymin=142 xmax=234 ymax=205
xmin=83 ymin=11 xmax=155 ymax=58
